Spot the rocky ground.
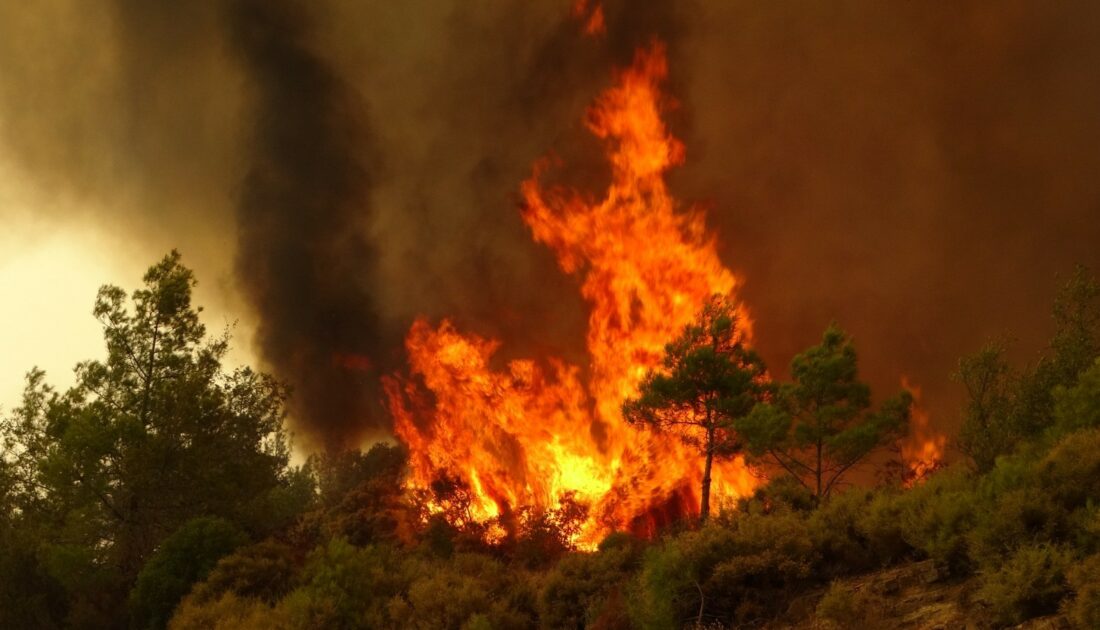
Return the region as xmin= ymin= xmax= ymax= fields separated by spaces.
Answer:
xmin=760 ymin=560 xmax=1071 ymax=630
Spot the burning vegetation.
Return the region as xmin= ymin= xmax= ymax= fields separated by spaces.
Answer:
xmin=5 ymin=2 xmax=1100 ymax=628
xmin=385 ymin=40 xmax=942 ymax=546
xmin=385 ymin=42 xmax=759 ymax=546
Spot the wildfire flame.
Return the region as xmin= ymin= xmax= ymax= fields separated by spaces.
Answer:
xmin=900 ymin=376 xmax=946 ymax=485
xmin=385 ymin=42 xmax=758 ymax=546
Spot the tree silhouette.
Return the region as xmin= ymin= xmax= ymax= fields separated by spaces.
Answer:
xmin=622 ymin=295 xmax=768 ymax=522
xmin=738 ymin=325 xmax=911 ymax=502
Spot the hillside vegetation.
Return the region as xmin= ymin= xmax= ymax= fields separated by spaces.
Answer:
xmin=2 ymin=256 xmax=1098 ymax=629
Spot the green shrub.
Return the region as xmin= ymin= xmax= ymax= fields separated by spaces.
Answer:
xmin=1067 ymin=503 xmax=1100 ymax=554
xmin=187 ymin=540 xmax=298 ymax=606
xmin=893 ymin=468 xmax=979 ymax=570
xmin=629 ymin=534 xmax=695 ymax=630
xmin=808 ymin=490 xmax=877 ymax=572
xmin=630 ymin=510 xmax=817 ymax=627
xmin=129 ymin=517 xmax=247 ymax=630
xmin=815 ymin=581 xmax=886 ymax=628
xmin=1064 ymin=553 xmax=1100 ymax=629
xmin=854 ymin=489 xmax=913 ymax=564
xmin=977 ymin=544 xmax=1072 ymax=626
xmin=169 ymin=592 xmax=283 ymax=630
xmin=968 ymin=486 xmax=1066 ymax=568
xmin=400 ymin=553 xmax=497 ymax=630
xmin=369 ymin=551 xmax=537 ymax=630
xmin=277 ymin=538 xmax=405 ymax=629
xmin=538 ymin=537 xmax=640 ymax=629
xmin=1037 ymin=429 xmax=1100 ymax=510
xmin=707 ymin=509 xmax=816 ymax=622
xmin=739 ymin=476 xmax=816 ymax=513
xmin=1053 ymin=359 xmax=1100 ymax=435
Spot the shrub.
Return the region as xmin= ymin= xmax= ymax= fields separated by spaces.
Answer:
xmin=1064 ymin=553 xmax=1100 ymax=629
xmin=400 ymin=553 xmax=496 ymax=630
xmin=277 ymin=538 xmax=405 ymax=629
xmin=739 ymin=476 xmax=816 ymax=513
xmin=169 ymin=592 xmax=283 ymax=630
xmin=808 ymin=490 xmax=877 ymax=572
xmin=510 ymin=494 xmax=589 ymax=569
xmin=129 ymin=517 xmax=247 ymax=630
xmin=1053 ymin=359 xmax=1100 ymax=435
xmin=187 ymin=540 xmax=298 ymax=606
xmin=707 ymin=509 xmax=816 ymax=622
xmin=1037 ymin=429 xmax=1100 ymax=510
xmin=953 ymin=341 xmax=1020 ymax=472
xmin=630 ymin=510 xmax=817 ymax=628
xmin=977 ymin=544 xmax=1072 ymax=626
xmin=628 ymin=543 xmax=683 ymax=629
xmin=0 ymin=529 xmax=67 ymax=629
xmin=815 ymin=581 xmax=886 ymax=628
xmin=895 ymin=468 xmax=979 ymax=570
xmin=854 ymin=489 xmax=913 ymax=564
xmin=1067 ymin=503 xmax=1100 ymax=555
xmin=538 ymin=536 xmax=640 ymax=629
xmin=967 ymin=486 xmax=1066 ymax=568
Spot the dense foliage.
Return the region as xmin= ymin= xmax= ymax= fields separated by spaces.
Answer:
xmin=2 ymin=256 xmax=1099 ymax=629
xmin=1 ymin=252 xmax=305 ymax=629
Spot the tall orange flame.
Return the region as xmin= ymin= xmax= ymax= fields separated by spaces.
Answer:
xmin=386 ymin=42 xmax=758 ymax=546
xmin=900 ymin=376 xmax=946 ymax=485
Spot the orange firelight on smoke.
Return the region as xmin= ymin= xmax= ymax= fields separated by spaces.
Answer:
xmin=385 ymin=42 xmax=758 ymax=547
xmin=571 ymin=0 xmax=606 ymax=37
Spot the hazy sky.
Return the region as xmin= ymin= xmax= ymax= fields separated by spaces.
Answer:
xmin=2 ymin=1 xmax=1099 ymax=449
xmin=0 ymin=150 xmax=255 ymax=414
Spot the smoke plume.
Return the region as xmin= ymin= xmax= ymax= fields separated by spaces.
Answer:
xmin=1 ymin=1 xmax=1099 ymax=447
xmin=226 ymin=0 xmax=382 ymax=448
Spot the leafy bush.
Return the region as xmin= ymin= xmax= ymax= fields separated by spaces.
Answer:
xmin=1053 ymin=359 xmax=1100 ymax=436
xmin=276 ymin=538 xmax=405 ymax=630
xmin=708 ymin=509 xmax=816 ymax=622
xmin=629 ymin=537 xmax=692 ymax=630
xmin=1036 ymin=428 xmax=1100 ymax=510
xmin=1067 ymin=503 xmax=1100 ymax=555
xmin=967 ymin=486 xmax=1066 ymax=568
xmin=953 ymin=341 xmax=1020 ymax=472
xmin=169 ymin=592 xmax=283 ymax=630
xmin=630 ymin=510 xmax=817 ymax=628
xmin=808 ymin=490 xmax=878 ymax=573
xmin=1064 ymin=553 xmax=1100 ymax=629
xmin=740 ymin=476 xmax=816 ymax=513
xmin=977 ymin=544 xmax=1072 ymax=626
xmin=0 ymin=528 xmax=67 ymax=629
xmin=129 ymin=517 xmax=247 ymax=630
xmin=399 ymin=553 xmax=512 ymax=630
xmin=538 ymin=535 xmax=641 ymax=628
xmin=815 ymin=581 xmax=886 ymax=628
xmin=894 ymin=468 xmax=979 ymax=570
xmin=187 ymin=540 xmax=298 ymax=606
xmin=510 ymin=493 xmax=589 ymax=569
xmin=853 ymin=489 xmax=914 ymax=564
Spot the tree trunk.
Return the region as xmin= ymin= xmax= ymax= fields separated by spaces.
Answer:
xmin=700 ymin=427 xmax=714 ymax=523
xmin=815 ymin=439 xmax=823 ymax=503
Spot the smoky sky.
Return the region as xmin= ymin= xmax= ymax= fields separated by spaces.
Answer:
xmin=0 ymin=1 xmax=1098 ymax=449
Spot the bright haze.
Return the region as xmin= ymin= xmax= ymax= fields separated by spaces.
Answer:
xmin=1 ymin=0 xmax=1098 ymax=450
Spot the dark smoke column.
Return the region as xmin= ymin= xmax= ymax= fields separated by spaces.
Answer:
xmin=226 ymin=0 xmax=381 ymax=448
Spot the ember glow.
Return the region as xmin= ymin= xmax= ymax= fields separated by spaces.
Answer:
xmin=385 ymin=42 xmax=758 ymax=546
